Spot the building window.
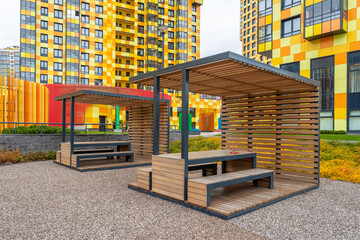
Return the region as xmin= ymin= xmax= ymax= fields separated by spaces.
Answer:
xmin=259 ymin=24 xmax=272 ymax=43
xmin=82 ymin=15 xmax=90 ymax=23
xmin=40 ymin=47 xmax=48 ymax=57
xmin=40 ymin=74 xmax=48 ymax=83
xmin=95 ymin=42 xmax=103 ymax=51
xmin=95 ymin=30 xmax=103 ymax=38
xmin=54 ymin=23 xmax=63 ymax=32
xmin=81 ymin=40 xmax=89 ymax=49
xmin=282 ymin=0 xmax=301 ymax=10
xmin=305 ymin=0 xmax=342 ymax=27
xmin=311 ymin=56 xmax=334 ymax=130
xmin=95 ymin=79 xmax=103 ymax=85
xmin=282 ymin=16 xmax=301 ymax=38
xmin=192 ymin=46 xmax=196 ymax=54
xmin=138 ymin=3 xmax=144 ymax=10
xmin=81 ymin=2 xmax=90 ymax=11
xmin=81 ymin=78 xmax=89 ymax=85
xmin=54 ymin=36 xmax=63 ymax=45
xmin=95 ymin=5 xmax=103 ymax=14
xmin=81 ymin=52 xmax=89 ymax=61
xmin=95 ymin=54 xmax=103 ymax=63
xmin=137 ymin=48 xmax=144 ymax=56
xmin=259 ymin=0 xmax=272 ymax=18
xmin=54 ymin=0 xmax=63 ymax=5
xmin=41 ymin=7 xmax=48 ymax=16
xmin=280 ymin=62 xmax=300 ymax=74
xmin=54 ymin=10 xmax=63 ymax=19
xmin=41 ymin=34 xmax=48 ymax=43
xmin=81 ymin=27 xmax=89 ymax=36
xmin=40 ymin=61 xmax=48 ymax=70
xmin=54 ymin=75 xmax=62 ymax=84
xmin=348 ymin=51 xmax=360 ymax=131
xmin=95 ymin=17 xmax=103 ymax=26
xmin=54 ymin=62 xmax=63 ymax=71
xmin=95 ymin=67 xmax=103 ymax=75
xmin=169 ymin=10 xmax=174 ymax=17
xmin=41 ymin=20 xmax=48 ymax=30
xmin=81 ymin=65 xmax=89 ymax=74
xmin=54 ymin=49 xmax=63 ymax=58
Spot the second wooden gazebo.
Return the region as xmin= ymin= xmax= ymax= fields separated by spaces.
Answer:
xmin=128 ymin=51 xmax=320 ymax=219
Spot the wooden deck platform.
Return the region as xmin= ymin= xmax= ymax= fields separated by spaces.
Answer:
xmin=129 ymin=176 xmax=317 ymax=218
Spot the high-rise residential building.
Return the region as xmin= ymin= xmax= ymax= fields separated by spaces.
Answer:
xmin=20 ymin=0 xmax=202 ymax=87
xmin=240 ymin=0 xmax=270 ymax=63
xmin=256 ymin=0 xmax=360 ymax=132
xmin=0 ymin=46 xmax=20 ymax=78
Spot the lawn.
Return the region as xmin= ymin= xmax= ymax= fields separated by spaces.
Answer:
xmin=320 ymin=134 xmax=360 ymax=141
xmin=170 ymin=137 xmax=360 ymax=184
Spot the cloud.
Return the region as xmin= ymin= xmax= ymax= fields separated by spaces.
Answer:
xmin=200 ymin=0 xmax=242 ymax=57
xmin=0 ymin=0 xmax=242 ymax=57
xmin=0 ymin=0 xmax=20 ymax=48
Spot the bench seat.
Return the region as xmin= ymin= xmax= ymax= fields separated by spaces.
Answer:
xmin=75 ymin=151 xmax=134 ymax=167
xmin=188 ymin=168 xmax=274 ymax=207
xmin=74 ymin=148 xmax=114 ymax=154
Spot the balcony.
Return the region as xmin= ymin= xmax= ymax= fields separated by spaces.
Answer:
xmin=304 ymin=0 xmax=347 ymax=40
xmin=193 ymin=0 xmax=203 ymax=6
xmin=116 ymin=26 xmax=135 ymax=35
xmin=115 ymin=39 xmax=136 ymax=46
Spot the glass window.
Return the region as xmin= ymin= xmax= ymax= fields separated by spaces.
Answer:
xmin=282 ymin=0 xmax=300 ymax=10
xmin=282 ymin=16 xmax=301 ymax=38
xmin=280 ymin=62 xmax=300 ymax=74
xmin=311 ymin=56 xmax=334 ymax=114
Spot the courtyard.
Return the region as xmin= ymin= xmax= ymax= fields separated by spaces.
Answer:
xmin=0 ymin=161 xmax=359 ymax=240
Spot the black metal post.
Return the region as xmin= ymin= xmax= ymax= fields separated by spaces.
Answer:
xmin=167 ymin=102 xmax=170 ymax=153
xmin=181 ymin=68 xmax=189 ymax=200
xmin=161 ymin=32 xmax=165 ymax=69
xmin=70 ymin=97 xmax=75 ymax=154
xmin=62 ymin=99 xmax=66 ymax=142
xmin=181 ymin=69 xmax=189 ymax=160
xmin=153 ymin=76 xmax=160 ymax=155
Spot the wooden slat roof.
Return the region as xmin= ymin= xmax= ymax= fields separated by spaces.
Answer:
xmin=54 ymin=90 xmax=169 ymax=106
xmin=130 ymin=52 xmax=319 ymax=97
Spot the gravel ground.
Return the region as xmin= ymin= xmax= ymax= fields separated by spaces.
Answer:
xmin=230 ymin=178 xmax=360 ymax=240
xmin=0 ymin=161 xmax=263 ymax=240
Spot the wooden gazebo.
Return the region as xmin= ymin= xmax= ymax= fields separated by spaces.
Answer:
xmin=54 ymin=90 xmax=170 ymax=171
xmin=128 ymin=52 xmax=320 ymax=219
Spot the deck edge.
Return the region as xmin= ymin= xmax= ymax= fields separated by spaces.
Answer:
xmin=128 ymin=184 xmax=319 ymax=220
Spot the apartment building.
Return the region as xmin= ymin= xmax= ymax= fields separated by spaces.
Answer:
xmin=240 ymin=0 xmax=271 ymax=63
xmin=256 ymin=0 xmax=360 ymax=132
xmin=0 ymin=46 xmax=20 ymax=78
xmin=20 ymin=0 xmax=202 ymax=87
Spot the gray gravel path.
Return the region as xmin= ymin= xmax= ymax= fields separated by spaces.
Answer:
xmin=230 ymin=178 xmax=360 ymax=240
xmin=0 ymin=161 xmax=263 ymax=240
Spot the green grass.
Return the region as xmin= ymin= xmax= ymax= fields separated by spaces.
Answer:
xmin=214 ymin=133 xmax=360 ymax=141
xmin=77 ymin=131 xmax=128 ymax=135
xmin=320 ymin=134 xmax=360 ymax=141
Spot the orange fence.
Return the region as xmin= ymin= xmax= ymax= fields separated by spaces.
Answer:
xmin=0 ymin=76 xmax=49 ymax=131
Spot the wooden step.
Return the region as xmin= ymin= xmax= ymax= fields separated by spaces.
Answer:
xmin=74 ymin=148 xmax=114 ymax=154
xmin=188 ymin=168 xmax=274 ymax=207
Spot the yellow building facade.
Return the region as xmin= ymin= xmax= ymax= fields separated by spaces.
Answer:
xmin=19 ymin=0 xmax=222 ymax=130
xmin=256 ymin=0 xmax=360 ymax=132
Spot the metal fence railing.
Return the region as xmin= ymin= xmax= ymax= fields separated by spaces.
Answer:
xmin=0 ymin=122 xmax=180 ymax=135
xmin=0 ymin=122 xmax=128 ymax=135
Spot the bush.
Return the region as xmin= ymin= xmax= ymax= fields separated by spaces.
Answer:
xmin=0 ymin=149 xmax=56 ymax=164
xmin=320 ymin=140 xmax=360 ymax=183
xmin=2 ymin=125 xmax=78 ymax=135
xmin=320 ymin=130 xmax=347 ymax=135
xmin=170 ymin=136 xmax=221 ymax=153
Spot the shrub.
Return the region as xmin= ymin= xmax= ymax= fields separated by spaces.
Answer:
xmin=2 ymin=125 xmax=78 ymax=134
xmin=170 ymin=136 xmax=221 ymax=153
xmin=0 ymin=149 xmax=56 ymax=164
xmin=320 ymin=130 xmax=347 ymax=135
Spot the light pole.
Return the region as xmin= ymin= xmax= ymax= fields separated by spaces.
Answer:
xmin=159 ymin=25 xmax=169 ymax=69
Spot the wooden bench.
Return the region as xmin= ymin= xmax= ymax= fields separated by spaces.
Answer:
xmin=188 ymin=168 xmax=274 ymax=207
xmin=75 ymin=151 xmax=134 ymax=167
xmin=74 ymin=148 xmax=114 ymax=155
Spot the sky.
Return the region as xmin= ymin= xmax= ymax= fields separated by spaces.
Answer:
xmin=0 ymin=0 xmax=242 ymax=56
